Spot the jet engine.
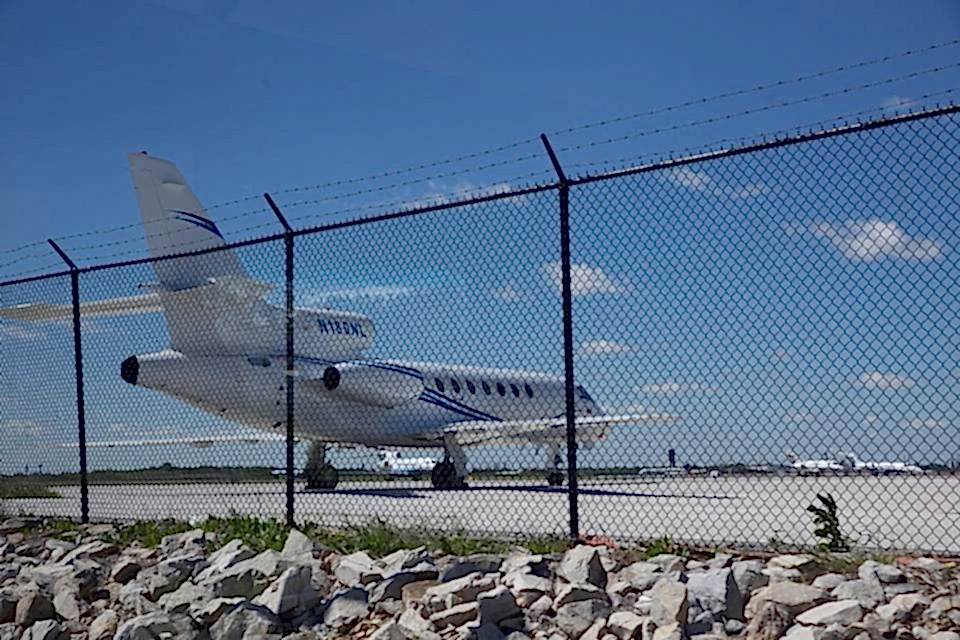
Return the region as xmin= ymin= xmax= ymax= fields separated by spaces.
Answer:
xmin=320 ymin=363 xmax=423 ymax=408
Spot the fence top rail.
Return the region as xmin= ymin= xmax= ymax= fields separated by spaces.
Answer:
xmin=0 ymin=102 xmax=957 ymax=290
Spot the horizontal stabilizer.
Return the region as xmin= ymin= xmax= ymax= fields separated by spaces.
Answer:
xmin=57 ymin=433 xmax=289 ymax=449
xmin=437 ymin=412 xmax=679 ymax=446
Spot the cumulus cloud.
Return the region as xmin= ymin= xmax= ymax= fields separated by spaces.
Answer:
xmin=542 ymin=262 xmax=622 ymax=296
xmin=0 ymin=323 xmax=42 ymax=340
xmin=578 ymin=339 xmax=632 ymax=356
xmin=812 ymin=219 xmax=942 ymax=262
xmin=852 ymin=372 xmax=915 ymax=390
xmin=638 ymin=382 xmax=712 ymax=395
xmin=666 ymin=168 xmax=768 ymax=200
xmin=304 ymin=284 xmax=416 ymax=305
xmin=490 ymin=285 xmax=523 ymax=302
xmin=901 ymin=417 xmax=944 ymax=430
xmin=667 ymin=168 xmax=712 ymax=191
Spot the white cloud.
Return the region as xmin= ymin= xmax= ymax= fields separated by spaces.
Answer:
xmin=542 ymin=261 xmax=622 ymax=296
xmin=862 ymin=414 xmax=880 ymax=427
xmin=852 ymin=372 xmax=915 ymax=390
xmin=304 ymin=284 xmax=416 ymax=305
xmin=901 ymin=417 xmax=944 ymax=430
xmin=727 ymin=183 xmax=770 ymax=199
xmin=881 ymin=95 xmax=916 ymax=113
xmin=638 ymin=382 xmax=712 ymax=395
xmin=812 ymin=219 xmax=942 ymax=262
xmin=667 ymin=168 xmax=712 ymax=191
xmin=578 ymin=339 xmax=632 ymax=356
xmin=490 ymin=285 xmax=523 ymax=302
xmin=422 ymin=180 xmax=525 ymax=206
xmin=0 ymin=323 xmax=43 ymax=340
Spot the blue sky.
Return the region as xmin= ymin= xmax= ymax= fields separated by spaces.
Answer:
xmin=2 ymin=1 xmax=960 ymax=475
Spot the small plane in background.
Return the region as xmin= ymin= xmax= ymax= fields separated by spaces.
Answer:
xmin=0 ymin=152 xmax=677 ymax=491
xmin=838 ymin=453 xmax=925 ymax=476
xmin=784 ymin=450 xmax=845 ymax=475
xmin=377 ymin=450 xmax=438 ymax=477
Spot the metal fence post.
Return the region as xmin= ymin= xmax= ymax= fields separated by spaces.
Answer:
xmin=265 ymin=194 xmax=297 ymax=527
xmin=47 ymin=239 xmax=89 ymax=523
xmin=540 ymin=134 xmax=579 ymax=541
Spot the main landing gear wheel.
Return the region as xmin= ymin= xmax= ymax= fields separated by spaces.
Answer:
xmin=304 ymin=442 xmax=339 ymax=490
xmin=431 ymin=460 xmax=467 ymax=489
xmin=546 ymin=471 xmax=565 ymax=487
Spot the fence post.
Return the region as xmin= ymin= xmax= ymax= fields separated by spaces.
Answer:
xmin=47 ymin=239 xmax=88 ymax=524
xmin=539 ymin=135 xmax=579 ymax=541
xmin=265 ymin=194 xmax=297 ymax=528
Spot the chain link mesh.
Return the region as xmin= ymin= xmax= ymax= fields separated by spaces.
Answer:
xmin=1 ymin=108 xmax=957 ymax=553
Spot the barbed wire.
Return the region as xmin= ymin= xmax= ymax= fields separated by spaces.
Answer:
xmin=549 ymin=37 xmax=960 ymax=137
xmin=557 ymin=61 xmax=960 ymax=154
xmin=567 ymin=87 xmax=960 ymax=174
xmin=1 ymin=39 xmax=957 ymax=265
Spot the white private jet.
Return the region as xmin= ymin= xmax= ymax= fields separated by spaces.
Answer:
xmin=0 ymin=153 xmax=676 ymax=490
xmin=377 ymin=450 xmax=438 ymax=477
xmin=784 ymin=450 xmax=846 ymax=475
xmin=838 ymin=453 xmax=924 ymax=476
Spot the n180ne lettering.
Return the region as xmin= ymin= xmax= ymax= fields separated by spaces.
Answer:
xmin=317 ymin=318 xmax=368 ymax=338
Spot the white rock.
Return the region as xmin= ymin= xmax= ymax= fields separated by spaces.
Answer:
xmin=209 ymin=602 xmax=280 ymax=640
xmin=686 ymin=567 xmax=744 ymax=621
xmin=606 ymin=610 xmax=646 ymax=640
xmin=930 ymin=633 xmax=960 ymax=640
xmin=646 ymin=554 xmax=686 ymax=574
xmin=15 ymin=591 xmax=54 ymax=627
xmin=21 ymin=620 xmax=64 ymax=640
xmin=440 ymin=554 xmax=502 ymax=581
xmin=763 ymin=566 xmax=803 ymax=584
xmin=769 ymin=555 xmax=815 ymax=571
xmin=649 ymin=580 xmax=688 ymax=627
xmin=334 ymin=551 xmax=382 ymax=587
xmin=478 ymin=586 xmax=522 ymax=627
xmin=651 ymin=622 xmax=683 ymax=640
xmin=556 ymin=598 xmax=611 ymax=638
xmin=323 ymin=587 xmax=370 ymax=629
xmin=554 ymin=582 xmax=609 ymax=608
xmin=115 ymin=611 xmax=196 ymax=640
xmin=732 ymin=559 xmax=768 ymax=595
xmin=57 ymin=540 xmax=117 ymax=565
xmin=51 ymin=585 xmax=80 ymax=620
xmin=876 ymin=593 xmax=930 ymax=622
xmin=429 ymin=601 xmax=479 ymax=629
xmin=784 ymin=625 xmax=819 ymax=640
xmin=745 ymin=582 xmax=827 ymax=618
xmin=811 ymin=573 xmax=846 ymax=591
xmin=254 ymin=565 xmax=318 ymax=618
xmin=197 ymin=540 xmax=255 ymax=580
xmin=369 ymin=621 xmax=408 ymax=640
xmin=557 ymin=545 xmax=607 ymax=589
xmin=110 ymin=558 xmax=142 ymax=584
xmin=858 ymin=560 xmax=904 ymax=585
xmin=88 ymin=609 xmax=118 ymax=640
xmin=193 ymin=597 xmax=244 ymax=627
xmin=831 ymin=579 xmax=884 ymax=609
xmin=795 ymin=599 xmax=863 ymax=626
xmin=425 ymin=572 xmax=497 ymax=612
xmin=158 ymin=582 xmax=209 ymax=615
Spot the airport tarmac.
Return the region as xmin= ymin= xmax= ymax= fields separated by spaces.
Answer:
xmin=6 ymin=474 xmax=959 ymax=553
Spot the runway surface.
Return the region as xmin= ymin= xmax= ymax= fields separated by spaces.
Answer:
xmin=6 ymin=474 xmax=959 ymax=553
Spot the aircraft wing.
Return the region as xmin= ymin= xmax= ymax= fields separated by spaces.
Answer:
xmin=0 ymin=293 xmax=162 ymax=321
xmin=0 ymin=276 xmax=273 ymax=322
xmin=435 ymin=413 xmax=678 ymax=446
xmin=57 ymin=433 xmax=288 ymax=449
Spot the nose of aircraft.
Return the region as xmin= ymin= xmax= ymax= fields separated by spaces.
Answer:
xmin=120 ymin=356 xmax=139 ymax=385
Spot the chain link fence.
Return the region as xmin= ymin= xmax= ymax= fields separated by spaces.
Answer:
xmin=1 ymin=106 xmax=958 ymax=553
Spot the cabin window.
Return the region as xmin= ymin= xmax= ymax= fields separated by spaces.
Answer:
xmin=466 ymin=380 xmax=476 ymax=394
xmin=435 ymin=378 xmax=445 ymax=393
xmin=450 ymin=379 xmax=461 ymax=394
xmin=482 ymin=381 xmax=491 ymax=395
xmin=525 ymin=383 xmax=534 ymax=398
xmin=510 ymin=383 xmax=520 ymax=397
xmin=496 ymin=382 xmax=506 ymax=396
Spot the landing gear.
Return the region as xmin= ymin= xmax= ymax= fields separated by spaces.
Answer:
xmin=545 ymin=443 xmax=565 ymax=487
xmin=303 ymin=442 xmax=339 ymax=490
xmin=431 ymin=433 xmax=468 ymax=489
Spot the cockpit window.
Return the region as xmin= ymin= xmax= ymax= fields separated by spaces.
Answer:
xmin=524 ymin=383 xmax=534 ymax=398
xmin=435 ymin=378 xmax=445 ymax=393
xmin=496 ymin=382 xmax=506 ymax=396
xmin=510 ymin=383 xmax=520 ymax=398
xmin=482 ymin=381 xmax=491 ymax=395
xmin=466 ymin=380 xmax=476 ymax=394
xmin=450 ymin=378 xmax=461 ymax=394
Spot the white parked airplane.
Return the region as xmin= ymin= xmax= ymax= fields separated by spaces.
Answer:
xmin=377 ymin=450 xmax=437 ymax=477
xmin=0 ymin=153 xmax=676 ymax=490
xmin=838 ymin=453 xmax=924 ymax=476
xmin=784 ymin=450 xmax=845 ymax=475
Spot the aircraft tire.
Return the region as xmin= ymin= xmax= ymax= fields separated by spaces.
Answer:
xmin=431 ymin=461 xmax=466 ymax=489
xmin=305 ymin=464 xmax=339 ymax=490
xmin=546 ymin=471 xmax=565 ymax=487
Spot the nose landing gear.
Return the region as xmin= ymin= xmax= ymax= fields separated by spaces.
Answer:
xmin=303 ymin=442 xmax=339 ymax=490
xmin=545 ymin=443 xmax=565 ymax=487
xmin=431 ymin=433 xmax=468 ymax=489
